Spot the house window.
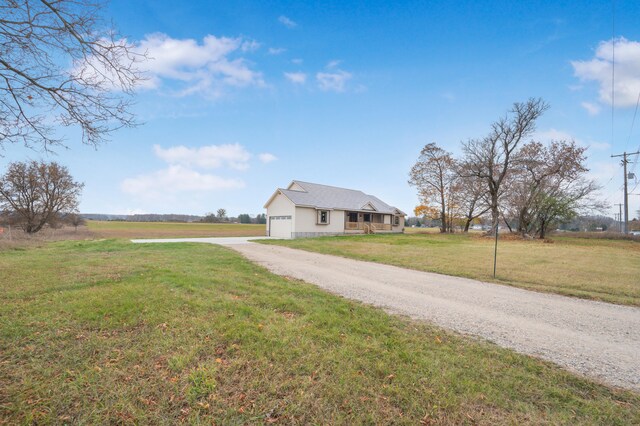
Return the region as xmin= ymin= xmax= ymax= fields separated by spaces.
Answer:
xmin=363 ymin=213 xmax=371 ymax=222
xmin=348 ymin=212 xmax=358 ymax=222
xmin=317 ymin=210 xmax=330 ymax=225
xmin=394 ymin=216 xmax=400 ymax=226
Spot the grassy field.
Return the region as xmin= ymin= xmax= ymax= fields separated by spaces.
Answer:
xmin=86 ymin=220 xmax=265 ymax=239
xmin=260 ymin=232 xmax=640 ymax=306
xmin=1 ymin=240 xmax=638 ymax=424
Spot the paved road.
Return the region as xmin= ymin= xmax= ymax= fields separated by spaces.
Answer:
xmin=132 ymin=237 xmax=640 ymax=391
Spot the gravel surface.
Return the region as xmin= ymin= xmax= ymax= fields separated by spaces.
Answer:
xmin=228 ymin=243 xmax=640 ymax=392
xmin=131 ymin=236 xmax=273 ymax=245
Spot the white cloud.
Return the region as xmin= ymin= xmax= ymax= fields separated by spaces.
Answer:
xmin=291 ymin=58 xmax=303 ymax=65
xmin=278 ymin=15 xmax=297 ymax=28
xmin=316 ymin=70 xmax=352 ymax=92
xmin=241 ymin=40 xmax=261 ymax=52
xmin=73 ymin=37 xmax=142 ymax=92
xmin=122 ymin=165 xmax=245 ymax=196
xmin=588 ymin=141 xmax=612 ymax=151
xmin=120 ymin=143 xmax=278 ymax=198
xmin=326 ymin=60 xmax=342 ymax=69
xmin=534 ymin=128 xmax=610 ymax=151
xmin=589 ymin=161 xmax=620 ymax=191
xmin=153 ymin=143 xmax=251 ymax=170
xmin=581 ymin=101 xmax=601 ymax=116
xmin=572 ymin=37 xmax=640 ymax=107
xmin=284 ymin=72 xmax=307 ymax=84
xmin=258 ymin=153 xmax=278 ymax=163
xmin=535 ymin=129 xmax=574 ymax=143
xmin=268 ymin=47 xmax=286 ymax=55
xmin=135 ymin=33 xmax=264 ymax=97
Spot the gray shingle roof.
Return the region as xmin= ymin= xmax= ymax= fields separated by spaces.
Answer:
xmin=275 ymin=181 xmax=405 ymax=215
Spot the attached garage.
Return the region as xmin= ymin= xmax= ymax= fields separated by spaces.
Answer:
xmin=264 ymin=181 xmax=406 ymax=239
xmin=268 ymin=215 xmax=292 ymax=239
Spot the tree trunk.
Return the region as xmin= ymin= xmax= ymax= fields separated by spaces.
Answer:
xmin=518 ymin=208 xmax=528 ymax=237
xmin=503 ymin=217 xmax=513 ymax=233
xmin=489 ymin=191 xmax=499 ymax=235
xmin=539 ymin=219 xmax=547 ymax=239
xmin=463 ymin=199 xmax=476 ymax=233
xmin=440 ymin=209 xmax=447 ymax=233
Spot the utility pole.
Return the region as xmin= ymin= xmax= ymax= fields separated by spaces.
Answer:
xmin=614 ymin=203 xmax=623 ymax=232
xmin=611 ymin=151 xmax=640 ymax=234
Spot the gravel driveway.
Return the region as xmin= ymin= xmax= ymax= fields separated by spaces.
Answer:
xmin=132 ymin=237 xmax=640 ymax=391
xmin=230 ymin=243 xmax=640 ymax=392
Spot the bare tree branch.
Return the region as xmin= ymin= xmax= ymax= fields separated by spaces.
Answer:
xmin=461 ymin=98 xmax=549 ymax=234
xmin=0 ymin=0 xmax=146 ymax=152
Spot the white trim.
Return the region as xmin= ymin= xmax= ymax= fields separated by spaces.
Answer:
xmin=361 ymin=202 xmax=377 ymax=211
xmin=264 ymin=189 xmax=296 ymax=209
xmin=316 ymin=209 xmax=330 ymax=225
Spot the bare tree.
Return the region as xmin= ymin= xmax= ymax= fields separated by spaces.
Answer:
xmin=216 ymin=208 xmax=227 ymax=221
xmin=455 ymin=165 xmax=490 ymax=232
xmin=0 ymin=0 xmax=145 ymax=151
xmin=461 ymin=98 xmax=549 ymax=234
xmin=0 ymin=161 xmax=83 ymax=233
xmin=409 ymin=143 xmax=458 ymax=233
xmin=498 ymin=139 xmax=603 ymax=238
xmin=65 ymin=212 xmax=86 ymax=230
xmin=506 ymin=140 xmax=584 ymax=236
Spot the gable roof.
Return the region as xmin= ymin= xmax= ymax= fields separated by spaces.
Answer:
xmin=265 ymin=180 xmax=406 ymax=215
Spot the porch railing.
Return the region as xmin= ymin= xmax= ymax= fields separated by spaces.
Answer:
xmin=345 ymin=222 xmax=392 ymax=231
xmin=345 ymin=221 xmax=361 ymax=230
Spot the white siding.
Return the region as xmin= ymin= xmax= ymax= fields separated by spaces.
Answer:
xmin=294 ymin=207 xmax=346 ymax=234
xmin=265 ymin=185 xmax=405 ymax=238
xmin=392 ymin=215 xmax=405 ymax=232
xmin=266 ymin=192 xmax=296 ymax=238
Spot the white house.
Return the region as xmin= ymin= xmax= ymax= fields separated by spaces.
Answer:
xmin=264 ymin=180 xmax=406 ymax=239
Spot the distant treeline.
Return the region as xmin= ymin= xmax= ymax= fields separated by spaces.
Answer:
xmin=81 ymin=213 xmax=268 ymax=224
xmin=200 ymin=212 xmax=267 ymax=224
xmin=405 ymin=214 xmax=633 ymax=233
xmin=82 ymin=214 xmax=204 ymax=222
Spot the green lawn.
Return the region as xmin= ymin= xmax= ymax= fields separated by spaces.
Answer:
xmin=1 ymin=240 xmax=638 ymax=424
xmin=260 ymin=233 xmax=640 ymax=306
xmin=86 ymin=220 xmax=265 ymax=239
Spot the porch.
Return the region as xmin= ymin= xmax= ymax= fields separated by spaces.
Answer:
xmin=344 ymin=211 xmax=392 ymax=232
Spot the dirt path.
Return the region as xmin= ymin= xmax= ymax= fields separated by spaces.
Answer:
xmin=229 ymin=243 xmax=640 ymax=392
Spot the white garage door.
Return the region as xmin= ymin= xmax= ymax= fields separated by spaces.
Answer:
xmin=269 ymin=215 xmax=292 ymax=239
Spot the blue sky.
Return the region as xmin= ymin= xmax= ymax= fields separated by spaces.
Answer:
xmin=3 ymin=0 xmax=640 ymax=217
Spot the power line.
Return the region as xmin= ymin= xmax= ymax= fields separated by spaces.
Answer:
xmin=601 ymin=175 xmax=623 ymax=203
xmin=611 ymin=0 xmax=616 ymax=149
xmin=611 ymin=150 xmax=640 ymax=233
xmin=626 ymin=91 xmax=640 ymax=151
xmin=627 ymin=90 xmax=640 ymax=176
